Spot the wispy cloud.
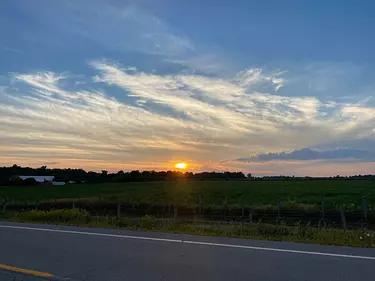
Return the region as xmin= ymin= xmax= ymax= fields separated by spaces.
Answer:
xmin=1 ymin=60 xmax=375 ymax=171
xmin=10 ymin=1 xmax=230 ymax=76
xmin=235 ymin=68 xmax=286 ymax=91
xmin=92 ymin=61 xmax=368 ymax=147
xmin=1 ymin=46 xmax=24 ymax=55
xmin=24 ymin=2 xmax=194 ymax=57
xmin=1 ymin=72 xmax=200 ymax=167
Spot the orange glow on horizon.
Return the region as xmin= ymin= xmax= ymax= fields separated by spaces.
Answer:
xmin=174 ymin=162 xmax=187 ymax=169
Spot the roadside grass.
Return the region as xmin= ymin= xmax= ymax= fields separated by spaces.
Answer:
xmin=4 ymin=209 xmax=375 ymax=248
xmin=1 ymin=180 xmax=375 ymax=209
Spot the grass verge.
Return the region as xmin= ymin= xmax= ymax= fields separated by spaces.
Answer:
xmin=3 ymin=209 xmax=375 ymax=248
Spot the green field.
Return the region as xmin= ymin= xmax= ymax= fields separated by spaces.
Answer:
xmin=1 ymin=180 xmax=375 ymax=208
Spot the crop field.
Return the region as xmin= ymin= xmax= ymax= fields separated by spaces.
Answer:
xmin=1 ymin=180 xmax=375 ymax=208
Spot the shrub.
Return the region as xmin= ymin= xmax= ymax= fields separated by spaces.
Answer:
xmin=282 ymin=200 xmax=319 ymax=212
xmin=296 ymin=222 xmax=315 ymax=239
xmin=140 ymin=215 xmax=153 ymax=229
xmin=256 ymin=223 xmax=290 ymax=237
xmin=358 ymin=230 xmax=375 ymax=248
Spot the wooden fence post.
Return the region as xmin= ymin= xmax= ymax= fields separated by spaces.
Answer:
xmin=174 ymin=204 xmax=178 ymax=224
xmin=1 ymin=202 xmax=8 ymax=214
xmin=131 ymin=191 xmax=135 ymax=209
xmin=35 ymin=200 xmax=39 ymax=210
xmin=362 ymin=197 xmax=368 ymax=221
xmin=222 ymin=197 xmax=228 ymax=220
xmin=241 ymin=197 xmax=244 ymax=219
xmin=321 ymin=198 xmax=325 ymax=218
xmin=198 ymin=195 xmax=202 ymax=215
xmin=249 ymin=208 xmax=253 ymax=223
xmin=1 ymin=198 xmax=9 ymax=214
xmin=117 ymin=202 xmax=121 ymax=218
xmin=277 ymin=200 xmax=281 ymax=220
xmin=340 ymin=207 xmax=347 ymax=229
xmin=72 ymin=201 xmax=76 ymax=209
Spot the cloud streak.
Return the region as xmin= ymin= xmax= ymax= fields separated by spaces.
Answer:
xmin=1 ymin=60 xmax=375 ymax=172
xmin=24 ymin=2 xmax=194 ymax=57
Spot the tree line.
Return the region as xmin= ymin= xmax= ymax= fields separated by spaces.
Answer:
xmin=0 ymin=165 xmax=247 ymax=185
xmin=1 ymin=165 xmax=375 ymax=186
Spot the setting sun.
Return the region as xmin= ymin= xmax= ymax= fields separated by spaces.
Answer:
xmin=174 ymin=162 xmax=187 ymax=169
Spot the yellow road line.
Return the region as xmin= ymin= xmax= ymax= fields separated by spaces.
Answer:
xmin=0 ymin=264 xmax=53 ymax=278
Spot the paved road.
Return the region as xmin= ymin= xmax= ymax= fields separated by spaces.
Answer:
xmin=0 ymin=222 xmax=375 ymax=281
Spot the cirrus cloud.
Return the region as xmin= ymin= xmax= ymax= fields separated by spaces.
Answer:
xmin=0 ymin=61 xmax=375 ymax=173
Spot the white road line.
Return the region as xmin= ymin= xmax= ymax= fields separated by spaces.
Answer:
xmin=1 ymin=224 xmax=375 ymax=261
xmin=184 ymin=240 xmax=375 ymax=260
xmin=0 ymin=225 xmax=181 ymax=243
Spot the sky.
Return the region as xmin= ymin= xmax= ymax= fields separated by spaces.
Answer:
xmin=1 ymin=0 xmax=375 ymax=176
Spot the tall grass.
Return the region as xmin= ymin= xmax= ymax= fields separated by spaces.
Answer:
xmin=12 ymin=209 xmax=92 ymax=224
xmin=7 ymin=209 xmax=375 ymax=248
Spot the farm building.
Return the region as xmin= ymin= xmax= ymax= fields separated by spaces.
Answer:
xmin=52 ymin=181 xmax=66 ymax=186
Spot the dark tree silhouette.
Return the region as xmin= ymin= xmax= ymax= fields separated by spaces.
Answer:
xmin=1 ymin=164 xmax=374 ymax=186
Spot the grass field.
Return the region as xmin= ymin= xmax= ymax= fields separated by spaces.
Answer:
xmin=1 ymin=180 xmax=375 ymax=208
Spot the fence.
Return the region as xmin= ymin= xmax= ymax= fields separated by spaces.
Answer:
xmin=1 ymin=196 xmax=373 ymax=229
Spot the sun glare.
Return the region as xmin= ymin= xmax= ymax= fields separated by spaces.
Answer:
xmin=174 ymin=162 xmax=187 ymax=169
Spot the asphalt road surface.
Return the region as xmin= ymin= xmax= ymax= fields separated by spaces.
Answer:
xmin=0 ymin=222 xmax=375 ymax=281
xmin=0 ymin=269 xmax=50 ymax=281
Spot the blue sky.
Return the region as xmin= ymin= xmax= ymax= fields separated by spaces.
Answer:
xmin=1 ymin=0 xmax=375 ymax=175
